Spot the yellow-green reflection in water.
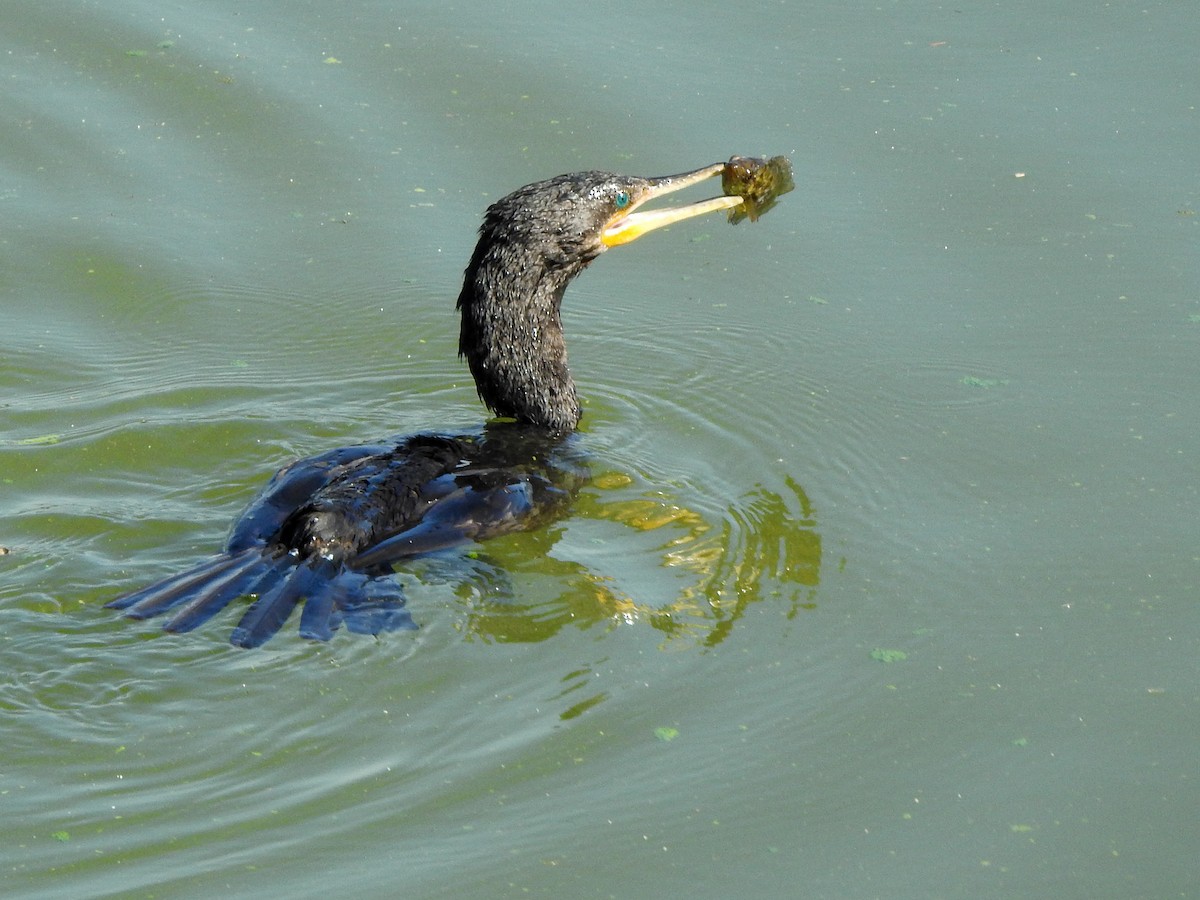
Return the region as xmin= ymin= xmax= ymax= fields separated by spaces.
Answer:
xmin=444 ymin=473 xmax=820 ymax=650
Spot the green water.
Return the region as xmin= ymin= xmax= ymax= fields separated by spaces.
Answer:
xmin=3 ymin=1 xmax=1197 ymax=897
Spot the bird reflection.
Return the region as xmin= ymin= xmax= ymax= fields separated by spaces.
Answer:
xmin=441 ymin=474 xmax=821 ymax=650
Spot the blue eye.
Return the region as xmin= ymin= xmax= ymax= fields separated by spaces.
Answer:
xmin=615 ymin=190 xmax=630 ymax=209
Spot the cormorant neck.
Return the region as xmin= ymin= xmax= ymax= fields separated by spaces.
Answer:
xmin=456 ymin=212 xmax=597 ymax=433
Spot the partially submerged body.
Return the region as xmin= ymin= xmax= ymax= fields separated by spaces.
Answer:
xmin=110 ymin=425 xmax=584 ymax=647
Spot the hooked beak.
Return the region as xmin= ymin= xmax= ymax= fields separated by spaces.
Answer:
xmin=601 ymin=163 xmax=745 ymax=248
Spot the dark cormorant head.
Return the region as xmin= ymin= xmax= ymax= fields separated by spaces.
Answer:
xmin=457 ymin=164 xmax=741 ymax=433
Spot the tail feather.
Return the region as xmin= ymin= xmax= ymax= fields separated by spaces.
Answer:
xmin=297 ymin=569 xmax=356 ymax=642
xmin=107 ymin=553 xmax=248 ymax=615
xmin=338 ymin=579 xmax=416 ymax=636
xmin=229 ymin=560 xmax=329 ymax=648
xmin=162 ymin=557 xmax=287 ymax=634
xmin=111 ymin=553 xmax=259 ymax=619
xmin=112 ymin=549 xmax=415 ymax=646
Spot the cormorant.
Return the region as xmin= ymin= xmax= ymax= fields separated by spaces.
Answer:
xmin=107 ymin=162 xmax=754 ymax=647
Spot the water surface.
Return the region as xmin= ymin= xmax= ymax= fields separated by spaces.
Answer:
xmin=2 ymin=1 xmax=1197 ymax=897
